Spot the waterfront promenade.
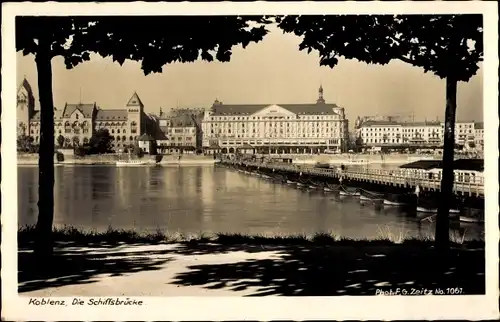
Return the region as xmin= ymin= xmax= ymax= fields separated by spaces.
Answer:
xmin=222 ymin=160 xmax=485 ymax=197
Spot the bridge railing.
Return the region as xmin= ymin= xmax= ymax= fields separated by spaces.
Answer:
xmin=224 ymin=160 xmax=484 ymax=196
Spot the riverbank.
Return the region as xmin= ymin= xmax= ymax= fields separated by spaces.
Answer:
xmin=17 ymin=225 xmax=485 ymax=246
xmin=17 ymin=226 xmax=485 ymax=296
xmin=17 ymin=153 xmax=218 ymax=166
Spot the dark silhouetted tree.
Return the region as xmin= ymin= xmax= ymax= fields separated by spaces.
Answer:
xmin=17 ymin=135 xmax=34 ymax=152
xmin=87 ymin=128 xmax=113 ymax=154
xmin=56 ymin=134 xmax=65 ymax=148
xmin=277 ymin=14 xmax=483 ymax=251
xmin=16 ymin=15 xmax=270 ymax=258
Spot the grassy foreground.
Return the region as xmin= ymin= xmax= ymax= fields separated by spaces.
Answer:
xmin=17 ymin=225 xmax=486 ymax=296
xmin=17 ymin=225 xmax=484 ymax=249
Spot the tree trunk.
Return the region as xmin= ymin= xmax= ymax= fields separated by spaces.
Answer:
xmin=34 ymin=43 xmax=55 ymax=259
xmin=435 ymin=76 xmax=457 ymax=252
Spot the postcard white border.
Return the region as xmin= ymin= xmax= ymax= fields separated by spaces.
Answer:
xmin=2 ymin=1 xmax=499 ymax=321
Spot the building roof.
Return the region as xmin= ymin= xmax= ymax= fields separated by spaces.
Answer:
xmin=210 ymin=103 xmax=341 ymax=116
xmin=138 ymin=133 xmax=155 ymax=141
xmin=437 ymin=159 xmax=484 ymax=172
xmin=361 ymin=120 xmax=443 ymax=127
xmin=95 ymin=109 xmax=128 ymax=121
xmin=17 ymin=77 xmax=33 ymax=94
xmin=207 ymin=143 xmax=221 ymax=149
xmin=361 ymin=120 xmax=402 ymax=127
xmin=399 ymin=160 xmax=442 ymax=170
xmin=61 ymin=103 xmax=95 ymax=118
xmin=238 ymin=143 xmax=254 ymax=149
xmin=31 ymin=109 xmax=64 ymax=121
xmin=403 ymin=121 xmax=441 ymax=126
xmin=126 ymin=92 xmax=144 ymax=107
xmin=400 ymin=159 xmax=484 ymax=172
xmin=170 ymin=114 xmax=196 ymax=127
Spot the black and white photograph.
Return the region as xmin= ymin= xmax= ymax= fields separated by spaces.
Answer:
xmin=2 ymin=1 xmax=498 ymax=321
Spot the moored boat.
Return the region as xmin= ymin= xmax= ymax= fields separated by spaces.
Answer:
xmin=459 ymin=216 xmax=484 ymax=223
xmin=383 ymin=199 xmax=405 ymax=206
xmin=383 ymin=192 xmax=416 ymax=207
xmin=339 ymin=186 xmax=360 ymax=196
xmin=359 ymin=189 xmax=384 ymax=202
xmin=416 ymin=207 xmax=461 ymax=214
xmin=323 ymin=183 xmax=338 ymax=192
xmin=116 ymin=159 xmax=147 ymax=167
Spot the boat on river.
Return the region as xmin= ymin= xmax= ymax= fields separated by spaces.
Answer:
xmin=116 ymin=159 xmax=148 ymax=167
xmin=359 ymin=189 xmax=384 ymax=202
xmin=416 ymin=197 xmax=461 ymax=214
xmin=323 ymin=183 xmax=339 ymax=192
xmin=383 ymin=192 xmax=415 ymax=207
xmin=339 ymin=186 xmax=360 ymax=197
xmin=416 ymin=207 xmax=461 ymax=214
xmin=459 ymin=216 xmax=484 ymax=223
xmin=116 ymin=150 xmax=149 ymax=167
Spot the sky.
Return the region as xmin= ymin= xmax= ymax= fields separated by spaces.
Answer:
xmin=17 ymin=25 xmax=483 ymax=126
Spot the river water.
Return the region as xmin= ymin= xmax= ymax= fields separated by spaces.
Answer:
xmin=17 ymin=165 xmax=483 ymax=240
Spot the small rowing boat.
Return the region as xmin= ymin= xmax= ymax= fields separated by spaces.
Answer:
xmin=339 ymin=190 xmax=360 ymax=197
xmin=359 ymin=190 xmax=384 ymax=202
xmin=383 ymin=199 xmax=405 ymax=206
xmin=416 ymin=207 xmax=460 ymax=214
xmin=459 ymin=216 xmax=484 ymax=223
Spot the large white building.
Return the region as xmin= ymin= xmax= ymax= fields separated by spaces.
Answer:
xmin=201 ymin=86 xmax=349 ymax=154
xmin=354 ymin=116 xmax=484 ymax=150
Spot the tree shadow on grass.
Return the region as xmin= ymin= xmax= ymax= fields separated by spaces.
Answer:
xmin=170 ymin=244 xmax=485 ymax=296
xmin=18 ymin=241 xmax=171 ymax=293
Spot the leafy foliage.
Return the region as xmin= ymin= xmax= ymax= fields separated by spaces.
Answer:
xmin=56 ymin=135 xmax=65 ymax=148
xmin=276 ymin=15 xmax=483 ymax=81
xmin=75 ymin=129 xmax=113 ymax=156
xmin=17 ymin=16 xmax=272 ymax=74
xmin=17 ymin=135 xmax=35 ymax=152
xmin=55 ymin=151 xmax=65 ymax=162
xmin=131 ymin=144 xmax=144 ymax=159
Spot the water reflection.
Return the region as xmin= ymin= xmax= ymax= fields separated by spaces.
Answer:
xmin=18 ymin=166 xmax=483 ymax=240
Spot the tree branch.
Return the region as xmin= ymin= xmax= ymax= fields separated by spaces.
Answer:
xmin=397 ymin=55 xmax=417 ymax=65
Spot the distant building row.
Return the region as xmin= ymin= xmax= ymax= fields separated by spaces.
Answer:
xmin=354 ymin=116 xmax=484 ymax=151
xmin=17 ymin=78 xmax=483 ymax=154
xmin=17 ymin=80 xmax=350 ymax=154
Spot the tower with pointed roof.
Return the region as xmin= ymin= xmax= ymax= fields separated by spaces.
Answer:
xmin=316 ymin=84 xmax=325 ymax=104
xmin=17 ymin=77 xmax=36 ymax=136
xmin=126 ymin=91 xmax=145 ymax=138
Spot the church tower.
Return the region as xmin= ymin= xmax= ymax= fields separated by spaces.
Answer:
xmin=316 ymin=84 xmax=325 ymax=104
xmin=126 ymin=92 xmax=145 ymax=138
xmin=17 ymin=77 xmax=36 ymax=137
